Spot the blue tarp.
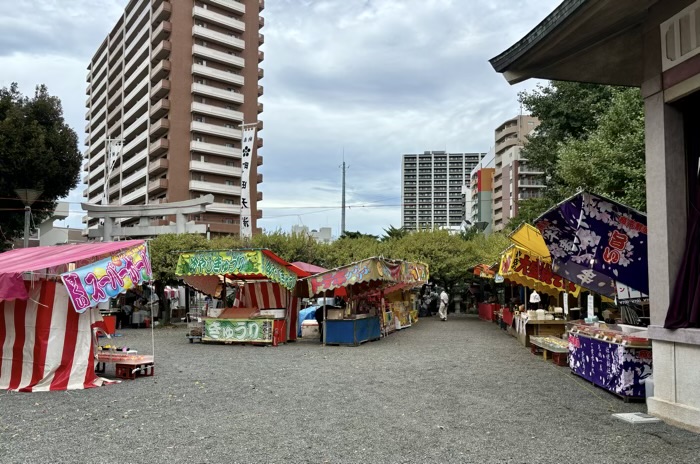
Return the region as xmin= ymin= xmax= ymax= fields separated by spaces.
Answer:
xmin=298 ymin=306 xmax=319 ymax=337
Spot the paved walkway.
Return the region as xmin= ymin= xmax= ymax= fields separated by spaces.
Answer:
xmin=1 ymin=314 xmax=699 ymax=463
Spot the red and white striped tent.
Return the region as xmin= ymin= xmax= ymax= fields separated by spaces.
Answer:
xmin=0 ymin=240 xmax=147 ymax=392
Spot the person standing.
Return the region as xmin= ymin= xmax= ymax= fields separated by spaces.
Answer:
xmin=529 ymin=290 xmax=541 ymax=310
xmin=438 ymin=288 xmax=449 ymax=321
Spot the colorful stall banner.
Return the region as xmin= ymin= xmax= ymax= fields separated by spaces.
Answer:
xmin=203 ymin=319 xmax=273 ymax=343
xmin=176 ymin=250 xmax=297 ymax=291
xmin=60 ymin=243 xmax=152 ymax=313
xmin=499 ymin=247 xmax=581 ymax=297
xmin=307 ymin=257 xmax=395 ymax=296
xmin=535 ymin=192 xmax=648 ymax=297
xmin=240 ymin=125 xmax=257 ymax=239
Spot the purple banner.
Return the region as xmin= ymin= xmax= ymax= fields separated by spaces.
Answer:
xmin=535 ymin=192 xmax=648 ymax=296
xmin=569 ymin=333 xmax=652 ymax=398
xmin=60 ymin=243 xmax=152 ymax=313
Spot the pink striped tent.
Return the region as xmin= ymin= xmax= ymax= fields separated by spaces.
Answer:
xmin=0 ymin=240 xmax=147 ymax=392
xmin=0 ymin=280 xmax=106 ymax=392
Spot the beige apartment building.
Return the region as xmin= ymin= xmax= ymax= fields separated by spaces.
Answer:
xmin=83 ymin=0 xmax=264 ymax=235
xmin=492 ymin=115 xmax=542 ymax=231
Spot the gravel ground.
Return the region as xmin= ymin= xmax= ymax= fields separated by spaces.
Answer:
xmin=1 ymin=314 xmax=699 ymax=464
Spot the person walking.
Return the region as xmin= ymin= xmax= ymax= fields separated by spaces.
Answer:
xmin=438 ymin=288 xmax=449 ymax=321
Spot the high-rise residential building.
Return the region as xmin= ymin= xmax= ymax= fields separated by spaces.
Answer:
xmin=83 ymin=0 xmax=265 ymax=236
xmin=469 ymin=150 xmax=496 ymax=234
xmin=492 ymin=115 xmax=542 ymax=232
xmin=401 ymin=151 xmax=483 ymax=230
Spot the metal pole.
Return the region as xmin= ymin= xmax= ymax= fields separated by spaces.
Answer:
xmin=23 ymin=206 xmax=30 ymax=248
xmin=341 ymin=160 xmax=346 ymax=234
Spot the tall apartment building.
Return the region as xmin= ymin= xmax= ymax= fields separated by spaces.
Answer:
xmin=492 ymin=115 xmax=543 ymax=232
xmin=469 ymin=150 xmax=496 ymax=233
xmin=83 ymin=0 xmax=264 ymax=235
xmin=401 ymin=151 xmax=483 ymax=230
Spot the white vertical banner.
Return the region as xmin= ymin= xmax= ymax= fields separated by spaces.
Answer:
xmin=240 ymin=125 xmax=257 ymax=239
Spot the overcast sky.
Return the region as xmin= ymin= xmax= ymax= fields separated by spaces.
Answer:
xmin=0 ymin=0 xmax=559 ymax=237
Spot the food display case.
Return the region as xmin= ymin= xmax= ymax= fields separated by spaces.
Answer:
xmin=568 ymin=323 xmax=652 ymax=400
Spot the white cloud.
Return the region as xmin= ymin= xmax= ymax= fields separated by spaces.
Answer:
xmin=1 ymin=0 xmax=560 ymax=238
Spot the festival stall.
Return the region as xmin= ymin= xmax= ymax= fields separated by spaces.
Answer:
xmin=497 ymin=224 xmax=583 ymax=346
xmin=175 ymin=249 xmax=310 ymax=346
xmin=304 ymin=257 xmax=414 ymax=346
xmin=0 ymin=240 xmax=153 ymax=391
xmin=534 ymin=192 xmax=652 ymax=397
xmin=377 ymin=261 xmax=429 ymax=331
xmin=473 ymin=264 xmax=500 ymax=321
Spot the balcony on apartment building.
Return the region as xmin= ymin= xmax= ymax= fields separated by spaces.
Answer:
xmin=193 ymin=44 xmax=245 ymax=68
xmin=191 ymin=82 xmax=244 ymax=103
xmin=153 ymin=1 xmax=172 ymax=23
xmin=150 ymin=98 xmax=170 ymax=120
xmin=206 ymin=0 xmax=245 ymax=15
xmin=148 ymin=178 xmax=168 ymax=194
xmin=193 ymin=6 xmax=245 ymax=32
xmin=120 ymin=149 xmax=148 ymax=176
xmin=150 ymin=118 xmax=170 ymax=139
xmin=192 ymin=25 xmax=244 ymax=50
xmin=152 ymin=20 xmax=172 ymax=43
xmin=190 ymin=140 xmax=241 ymax=158
xmin=152 ymin=40 xmax=171 ymax=63
xmin=191 ymin=121 xmax=242 ymax=139
xmin=190 ymin=160 xmax=242 ymax=177
xmin=151 ymin=60 xmax=171 ymax=82
xmin=151 ymin=79 xmax=171 ymax=100
xmin=189 ymin=180 xmax=242 ymax=196
xmin=518 ymin=179 xmax=546 ymax=189
xmin=122 ymin=185 xmax=147 ymax=205
xmin=150 ymin=138 xmax=169 ymax=158
xmin=192 ymin=64 xmax=244 ymax=87
xmin=149 ymin=157 xmax=169 ymax=176
xmin=191 ymin=102 xmax=243 ymax=124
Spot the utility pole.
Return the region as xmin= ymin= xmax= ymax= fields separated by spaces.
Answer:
xmin=340 ymin=150 xmax=348 ymax=235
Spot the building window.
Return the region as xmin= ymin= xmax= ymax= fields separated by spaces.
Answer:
xmin=223 ymin=219 xmax=233 ymax=224
xmin=226 ymin=180 xmax=235 ymax=186
xmin=224 ymin=199 xmax=235 ymax=205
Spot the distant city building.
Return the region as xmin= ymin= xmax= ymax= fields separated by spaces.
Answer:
xmin=401 ymin=151 xmax=483 ymax=230
xmin=83 ymin=0 xmax=265 ymax=237
xmin=492 ymin=115 xmax=543 ymax=231
xmin=292 ymin=225 xmax=333 ymax=244
xmin=469 ymin=150 xmax=496 ymax=234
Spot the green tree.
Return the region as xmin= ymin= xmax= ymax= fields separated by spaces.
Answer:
xmin=149 ymin=233 xmax=212 ymax=325
xmin=519 ymin=81 xmax=619 ymax=184
xmin=556 ymin=88 xmax=646 ymax=210
xmin=0 ymin=83 xmax=82 ymax=247
xmin=252 ymin=229 xmax=320 ymax=264
xmin=381 ymin=225 xmax=408 ymax=241
xmin=510 ymin=81 xmax=646 ymax=225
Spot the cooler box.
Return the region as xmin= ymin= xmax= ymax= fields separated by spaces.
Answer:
xmin=301 ymin=320 xmax=320 ymax=339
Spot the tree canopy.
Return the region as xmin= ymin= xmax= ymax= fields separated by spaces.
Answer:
xmin=512 ymin=81 xmax=646 ymax=226
xmin=149 ymin=229 xmax=510 ymax=296
xmin=0 ymin=83 xmax=82 ymax=247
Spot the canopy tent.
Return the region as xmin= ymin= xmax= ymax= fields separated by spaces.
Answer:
xmin=291 ymin=262 xmax=328 ymax=275
xmin=509 ymin=223 xmax=551 ymax=261
xmin=0 ymin=240 xmax=146 ymax=301
xmin=305 ymin=257 xmax=403 ymax=298
xmin=534 ymin=191 xmax=649 ymax=297
xmin=0 ymin=240 xmax=152 ymax=392
xmin=175 ymin=249 xmax=310 ymax=343
xmin=473 ymin=264 xmax=496 ymax=279
xmin=499 ymin=246 xmax=581 ymax=298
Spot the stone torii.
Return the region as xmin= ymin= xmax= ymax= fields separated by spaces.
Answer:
xmin=82 ymin=195 xmax=214 ymax=241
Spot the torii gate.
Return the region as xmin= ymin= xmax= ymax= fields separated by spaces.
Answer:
xmin=82 ymin=195 xmax=214 ymax=241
